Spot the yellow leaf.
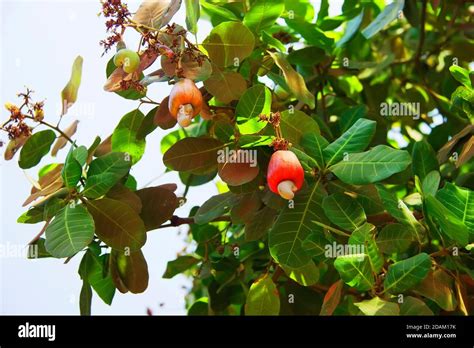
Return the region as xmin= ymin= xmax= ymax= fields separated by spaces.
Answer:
xmin=61 ymin=56 xmax=83 ymax=116
xmin=268 ymin=51 xmax=315 ymax=109
xmin=51 ymin=120 xmax=79 ymax=156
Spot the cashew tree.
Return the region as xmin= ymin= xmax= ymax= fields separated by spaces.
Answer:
xmin=1 ymin=0 xmax=473 ymax=316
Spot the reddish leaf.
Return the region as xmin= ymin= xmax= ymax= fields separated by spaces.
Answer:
xmin=320 ymin=280 xmax=344 ymax=316
xmin=135 ymin=186 xmax=178 ymax=231
xmin=153 ymin=96 xmax=177 ymax=129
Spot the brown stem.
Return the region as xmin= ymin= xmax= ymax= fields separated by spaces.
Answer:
xmin=366 ymin=211 xmax=423 ymax=225
xmin=157 ymin=215 xmax=232 ymax=229
xmin=414 ymin=0 xmax=428 ymax=67
xmin=272 ymin=265 xmax=284 ymax=283
xmin=28 ymin=218 xmax=51 ymax=245
xmin=24 ymin=115 xmax=77 ymax=148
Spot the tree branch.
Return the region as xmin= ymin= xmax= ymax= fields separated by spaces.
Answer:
xmin=414 ymin=0 xmax=428 ymax=67
xmin=157 ymin=215 xmax=232 ymax=229
xmin=24 ymin=115 xmax=77 ymax=148
xmin=366 ymin=211 xmax=423 ymax=226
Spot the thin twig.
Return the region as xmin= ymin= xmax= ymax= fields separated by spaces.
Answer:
xmin=157 ymin=215 xmax=232 ymax=229
xmin=414 ymin=0 xmax=428 ymax=67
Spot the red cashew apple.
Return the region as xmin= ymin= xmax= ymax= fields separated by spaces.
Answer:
xmin=267 ymin=150 xmax=304 ymax=200
xmin=168 ymin=78 xmax=203 ymax=127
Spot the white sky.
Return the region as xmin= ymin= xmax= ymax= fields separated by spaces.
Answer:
xmin=0 ymin=0 xmax=341 ymax=315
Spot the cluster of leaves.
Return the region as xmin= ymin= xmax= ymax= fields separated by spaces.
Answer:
xmin=1 ymin=0 xmax=474 ymax=316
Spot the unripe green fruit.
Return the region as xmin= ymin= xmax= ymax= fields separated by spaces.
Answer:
xmin=113 ymin=49 xmax=140 ymax=74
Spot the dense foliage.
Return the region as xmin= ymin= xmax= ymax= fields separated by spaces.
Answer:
xmin=2 ymin=0 xmax=474 ymax=316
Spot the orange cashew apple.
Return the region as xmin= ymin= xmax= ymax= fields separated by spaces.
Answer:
xmin=267 ymin=150 xmax=304 ymax=200
xmin=168 ymin=78 xmax=203 ymax=127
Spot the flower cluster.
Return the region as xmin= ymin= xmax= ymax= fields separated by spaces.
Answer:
xmin=1 ymin=89 xmax=44 ymax=141
xmin=99 ymin=0 xmax=131 ymax=53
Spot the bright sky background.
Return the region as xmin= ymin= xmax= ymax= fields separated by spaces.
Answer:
xmin=0 ymin=0 xmax=342 ymax=315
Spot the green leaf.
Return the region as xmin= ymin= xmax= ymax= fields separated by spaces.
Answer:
xmin=449 ymin=65 xmax=472 ymax=88
xmin=267 ymin=51 xmax=315 ymax=109
xmin=163 ymin=255 xmax=200 ymax=279
xmin=339 ymin=105 xmax=367 ymax=133
xmin=188 ymin=297 xmax=209 ymax=315
xmin=336 ymin=9 xmax=364 ymax=48
xmin=243 ymin=0 xmax=284 ymax=33
xmin=61 ymin=55 xmax=83 ymax=115
xmin=87 ymin=151 xmax=131 ymax=177
xmin=18 ymin=206 xmax=47 ymax=224
xmin=192 ymin=224 xmax=219 ymax=243
xmin=135 ymin=186 xmax=178 ymax=231
xmin=322 ymin=193 xmax=366 ymax=231
xmin=348 ymin=223 xmax=383 ymax=275
xmin=285 ymin=20 xmax=333 ymax=51
xmin=436 ymin=182 xmax=474 ymax=233
xmin=287 ymin=46 xmax=326 ymax=67
xmin=200 ymin=1 xmax=238 ymax=25
xmin=203 ymin=21 xmax=255 ymax=68
xmin=278 ymin=110 xmax=320 ymax=148
xmin=366 ymin=235 xmax=384 ymax=275
xmin=245 ymin=276 xmax=280 ymax=315
xmin=376 ymin=185 xmax=425 ymax=242
xmin=323 ymin=118 xmax=376 ymax=167
xmin=62 ymin=148 xmax=82 ymax=189
xmin=400 ymin=296 xmax=434 ymax=315
xmin=425 ymin=195 xmax=470 ymax=245
xmin=111 ymin=109 xmax=146 ymax=164
xmin=79 ymin=249 xmax=115 ymax=305
xmin=235 ymin=85 xmax=272 ymax=134
xmin=330 ymin=145 xmax=411 ymax=185
xmin=301 ymin=232 xmax=329 ymax=260
xmin=27 ymin=238 xmax=53 ymax=258
xmin=281 ymin=261 xmax=319 ymax=286
xmin=354 ymin=297 xmax=400 ymax=315
xmin=383 ymin=253 xmax=431 ymax=294
xmin=44 ymin=204 xmax=95 ymax=258
xmin=261 ymin=30 xmax=286 ymax=52
xmin=160 ymin=128 xmax=188 ymax=154
xmin=334 ymin=254 xmax=374 ymax=291
xmin=422 ymin=170 xmax=440 ymax=197
xmin=83 ymin=152 xmax=131 ymax=199
xmin=86 ymin=198 xmax=146 ymax=251
xmin=137 ymin=107 xmax=158 ymax=140
xmin=412 ymin=140 xmax=438 ymax=181
xmin=194 ymin=191 xmax=240 ymax=224
xmin=269 ymin=180 xmax=331 ymax=268
xmin=79 ymin=281 xmax=92 ymax=316
xmin=376 ymin=223 xmax=414 ymax=254
xmin=412 ymin=269 xmax=457 ymax=311
xmin=19 ymin=130 xmax=56 ymax=169
xmin=111 ymin=249 xmax=149 ymax=294
xmin=73 ymin=145 xmax=88 ymax=166
xmin=362 ymin=0 xmax=405 ymax=39
xmin=301 ymin=133 xmax=329 ymax=169
xmin=328 ymin=181 xmax=384 ymax=215
xmin=235 ymin=84 xmax=271 ymax=119
xmin=184 ymin=0 xmax=199 ymax=35
xmin=163 ymin=137 xmax=225 ymax=175
xmin=451 ymin=86 xmax=474 ymax=119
